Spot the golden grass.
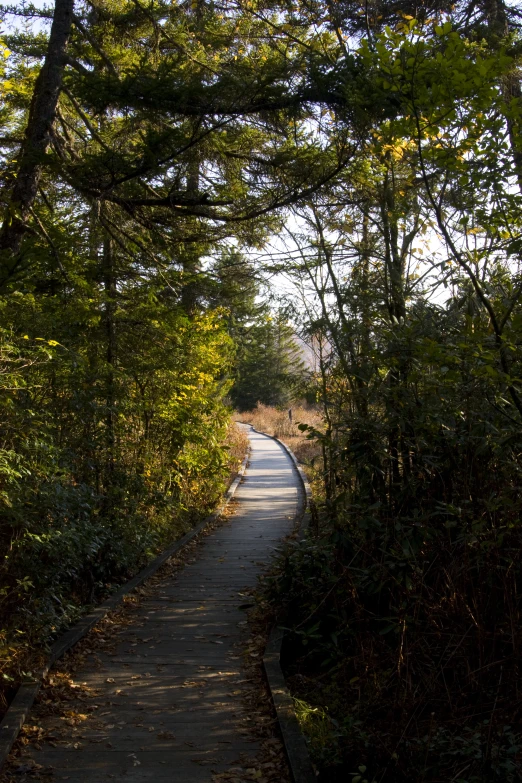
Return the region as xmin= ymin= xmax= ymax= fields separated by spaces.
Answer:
xmin=235 ymin=403 xmax=323 ymax=466
xmin=224 ymin=420 xmax=250 ymax=480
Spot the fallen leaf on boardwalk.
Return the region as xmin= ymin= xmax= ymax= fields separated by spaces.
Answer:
xmin=61 ymin=712 xmax=89 ymax=726
xmin=106 ymin=678 xmax=115 ymax=683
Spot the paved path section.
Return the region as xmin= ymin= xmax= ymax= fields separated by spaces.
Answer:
xmin=11 ymin=427 xmax=299 ymax=782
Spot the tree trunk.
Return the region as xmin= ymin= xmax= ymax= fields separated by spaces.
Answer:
xmin=483 ymin=0 xmax=522 ymax=193
xmin=317 ymin=337 xmax=334 ymax=505
xmin=0 ymin=0 xmax=74 ymax=286
xmin=381 ymin=173 xmax=406 ymax=321
xmin=180 ymin=0 xmax=204 ymax=314
xmin=103 ymin=236 xmax=116 ymax=480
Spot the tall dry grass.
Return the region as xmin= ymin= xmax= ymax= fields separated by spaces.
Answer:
xmin=235 ymin=402 xmax=323 ymax=465
xmin=224 ymin=420 xmax=250 ymax=483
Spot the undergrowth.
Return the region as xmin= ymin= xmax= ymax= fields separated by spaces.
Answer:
xmin=262 ymin=399 xmax=522 ymax=782
xmin=0 ymin=419 xmax=246 ymax=714
xmin=271 ymin=507 xmax=522 ymax=782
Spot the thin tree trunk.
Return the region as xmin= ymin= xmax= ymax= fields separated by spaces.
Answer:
xmin=381 ymin=173 xmax=406 ymax=321
xmin=317 ymin=338 xmax=334 ymax=505
xmin=0 ymin=0 xmax=74 ymax=286
xmin=103 ymin=236 xmax=116 ymax=480
xmin=358 ymin=213 xmax=372 ymax=417
xmin=180 ymin=0 xmax=204 ymax=314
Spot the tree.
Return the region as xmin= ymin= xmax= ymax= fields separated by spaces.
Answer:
xmin=268 ymin=13 xmax=522 ymax=782
xmin=0 ymin=0 xmax=74 ymax=284
xmin=231 ymin=309 xmax=308 ymax=411
xmin=0 ymin=0 xmax=359 ymax=291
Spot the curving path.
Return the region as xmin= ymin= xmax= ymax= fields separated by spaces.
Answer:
xmin=9 ymin=427 xmax=299 ymax=781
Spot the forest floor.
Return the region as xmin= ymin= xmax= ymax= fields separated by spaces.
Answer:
xmin=1 ymin=428 xmax=298 ymax=783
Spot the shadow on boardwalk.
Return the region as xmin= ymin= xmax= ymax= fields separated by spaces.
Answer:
xmin=2 ymin=428 xmax=298 ymax=783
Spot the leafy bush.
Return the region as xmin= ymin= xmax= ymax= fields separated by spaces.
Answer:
xmin=0 ymin=303 xmax=237 ymax=705
xmin=271 ymin=302 xmax=522 ymax=781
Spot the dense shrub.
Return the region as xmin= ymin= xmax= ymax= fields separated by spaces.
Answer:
xmin=271 ymin=303 xmax=522 ymax=782
xmin=0 ymin=301 xmax=238 ymax=703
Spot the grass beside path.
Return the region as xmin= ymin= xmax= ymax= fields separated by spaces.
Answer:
xmin=235 ymin=403 xmax=322 ymax=467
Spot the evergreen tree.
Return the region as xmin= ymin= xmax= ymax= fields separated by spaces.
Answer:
xmin=206 ymin=248 xmax=308 ymax=411
xmin=231 ymin=310 xmax=308 ymax=411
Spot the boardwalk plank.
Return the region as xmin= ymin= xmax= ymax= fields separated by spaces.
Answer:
xmin=8 ymin=428 xmax=297 ymax=782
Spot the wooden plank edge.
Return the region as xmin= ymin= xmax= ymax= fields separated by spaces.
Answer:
xmin=0 ymin=449 xmax=249 ymax=771
xmin=263 ymin=626 xmax=317 ymax=783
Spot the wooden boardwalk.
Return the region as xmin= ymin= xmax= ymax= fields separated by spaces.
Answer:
xmin=8 ymin=427 xmax=299 ymax=782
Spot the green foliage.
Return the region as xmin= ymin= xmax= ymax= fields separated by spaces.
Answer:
xmin=205 ymin=248 xmax=309 ymax=411
xmin=263 ymin=8 xmax=522 ymax=782
xmin=0 ymin=275 xmax=234 ymax=683
xmin=2 ymin=0 xmax=522 ymax=777
xmin=231 ymin=310 xmax=309 ymax=411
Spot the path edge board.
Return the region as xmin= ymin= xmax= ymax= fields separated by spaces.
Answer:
xmin=249 ymin=426 xmax=317 ymax=782
xmin=0 ymin=450 xmax=249 ymax=771
xmin=264 ymin=627 xmax=316 ymax=783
